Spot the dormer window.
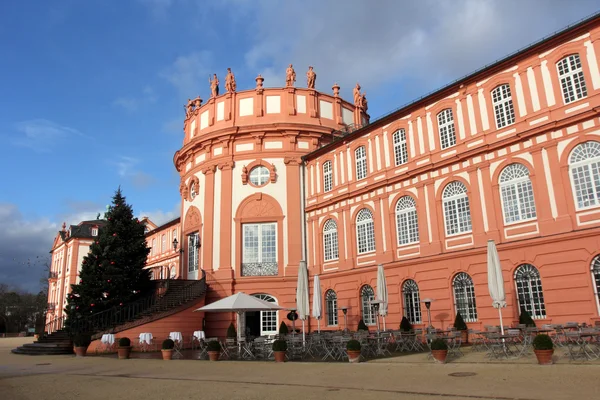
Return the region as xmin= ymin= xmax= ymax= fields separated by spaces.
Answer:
xmin=91 ymin=227 xmax=98 ymax=236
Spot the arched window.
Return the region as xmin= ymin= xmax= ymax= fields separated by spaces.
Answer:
xmin=249 ymin=166 xmax=270 ymax=186
xmin=355 ymin=146 xmax=367 ymax=180
xmin=442 ymin=181 xmax=472 ymax=235
xmin=253 ymin=294 xmax=278 ymax=335
xmin=395 ymin=196 xmax=419 ymax=245
xmin=437 ymin=108 xmax=456 ymax=149
xmin=453 ymin=273 xmax=477 ymax=322
xmin=360 ymin=285 xmax=376 ymax=326
xmin=515 ymin=264 xmax=546 ymax=319
xmin=323 ymin=219 xmax=339 ymax=262
xmin=190 ymin=182 xmax=197 ymax=199
xmin=499 ymin=163 xmax=537 ymax=223
xmin=569 ymin=141 xmax=600 ymax=209
xmin=591 ymin=256 xmax=600 ymax=314
xmin=325 ymin=289 xmax=338 ymax=326
xmin=402 ymin=280 xmax=422 ymax=324
xmin=557 ymin=54 xmax=587 ymax=104
xmin=492 ymin=84 xmax=515 ymax=129
xmin=393 ymin=129 xmax=408 ymax=166
xmin=356 ymin=208 xmax=375 ymax=254
xmin=323 ymin=161 xmax=333 ymax=192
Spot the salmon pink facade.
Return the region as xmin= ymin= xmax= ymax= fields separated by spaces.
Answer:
xmin=174 ymin=16 xmax=600 ymax=338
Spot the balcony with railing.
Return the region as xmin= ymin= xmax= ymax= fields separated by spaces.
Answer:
xmin=241 ymin=262 xmax=278 ymax=277
xmin=48 ymin=271 xmax=58 ymax=280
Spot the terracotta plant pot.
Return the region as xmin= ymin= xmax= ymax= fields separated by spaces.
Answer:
xmin=74 ymin=346 xmax=88 ymax=357
xmin=534 ymin=349 xmax=554 ymax=365
xmin=162 ymin=349 xmax=173 ymax=360
xmin=431 ymin=349 xmax=448 ymax=364
xmin=118 ymin=346 xmax=132 ymax=359
xmin=347 ymin=350 xmax=361 ymax=363
xmin=208 ymin=351 xmax=220 ymax=361
xmin=274 ymin=351 xmax=286 ymax=363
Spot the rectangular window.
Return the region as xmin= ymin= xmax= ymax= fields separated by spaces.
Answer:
xmin=323 ymin=161 xmax=333 ymax=192
xmin=355 ymin=146 xmax=367 ymax=180
xmin=152 ymin=238 xmax=156 ymax=255
xmin=188 ymin=233 xmax=199 ymax=272
xmin=557 ymin=54 xmax=587 ymax=104
xmin=242 ymin=223 xmax=277 ymax=276
xmin=437 ymin=109 xmax=457 ymax=149
xmin=393 ymin=129 xmax=408 ymax=166
xmin=161 ymin=235 xmax=166 ymax=253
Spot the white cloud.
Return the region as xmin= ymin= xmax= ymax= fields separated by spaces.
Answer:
xmin=137 ymin=202 xmax=180 ymax=226
xmin=160 ymin=51 xmax=214 ymax=97
xmin=112 ymin=86 xmax=158 ymax=112
xmin=11 ymin=119 xmax=84 ymax=153
xmin=108 ymin=156 xmax=157 ymax=189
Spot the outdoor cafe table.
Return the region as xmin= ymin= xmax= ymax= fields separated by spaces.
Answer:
xmin=100 ymin=334 xmax=115 ymax=352
xmin=169 ymin=332 xmax=183 ymax=357
xmin=193 ymin=330 xmax=205 ymax=341
xmin=139 ymin=333 xmax=153 ymax=351
xmin=579 ymin=332 xmax=600 ymax=360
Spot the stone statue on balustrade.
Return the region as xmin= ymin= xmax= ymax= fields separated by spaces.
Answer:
xmin=286 ymin=64 xmax=296 ymax=87
xmin=225 ymin=68 xmax=237 ymax=93
xmin=353 ymin=83 xmax=362 ymax=107
xmin=306 ymin=66 xmax=316 ymax=89
xmin=361 ymin=93 xmax=368 ymax=113
xmin=209 ymin=74 xmax=219 ymax=97
xmin=185 ymin=98 xmax=194 ymax=118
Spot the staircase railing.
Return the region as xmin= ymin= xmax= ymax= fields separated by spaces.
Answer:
xmin=44 ymin=315 xmax=66 ymax=334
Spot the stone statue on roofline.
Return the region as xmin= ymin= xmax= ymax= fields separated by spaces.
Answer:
xmin=353 ymin=83 xmax=361 ymax=107
xmin=286 ymin=64 xmax=296 ymax=87
xmin=306 ymin=66 xmax=316 ymax=89
xmin=361 ymin=92 xmax=368 ymax=113
xmin=209 ymin=73 xmax=219 ymax=97
xmin=225 ymin=68 xmax=237 ymax=93
xmin=185 ymin=98 xmax=194 ymax=117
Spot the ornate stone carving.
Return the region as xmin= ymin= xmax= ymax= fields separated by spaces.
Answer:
xmin=285 ymin=64 xmax=296 ymax=87
xmin=332 ymin=82 xmax=340 ymax=97
xmin=188 ymin=175 xmax=200 ymax=201
xmin=361 ymin=92 xmax=368 ymax=113
xmin=255 ymin=74 xmax=264 ymax=92
xmin=184 ymin=206 xmax=201 ymax=232
xmin=225 ymin=68 xmax=236 ymax=93
xmin=241 ymin=166 xmax=248 ymax=185
xmin=306 ymin=66 xmax=316 ymax=89
xmin=353 ymin=83 xmax=361 ymax=107
xmin=185 ymin=96 xmax=202 ymax=118
xmin=179 ymin=180 xmax=189 ymax=201
xmin=209 ymin=74 xmax=219 ymax=98
xmin=246 ymin=198 xmax=277 ymax=217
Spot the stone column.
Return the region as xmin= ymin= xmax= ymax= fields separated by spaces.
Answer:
xmin=202 ymin=165 xmax=216 ymax=272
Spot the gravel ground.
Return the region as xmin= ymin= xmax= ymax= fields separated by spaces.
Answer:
xmin=2 ymin=337 xmax=599 ymax=400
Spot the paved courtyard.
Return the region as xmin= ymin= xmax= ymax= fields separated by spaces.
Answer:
xmin=1 ymin=337 xmax=599 ymax=400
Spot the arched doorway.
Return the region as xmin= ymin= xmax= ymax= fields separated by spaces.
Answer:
xmin=245 ymin=294 xmax=278 ymax=337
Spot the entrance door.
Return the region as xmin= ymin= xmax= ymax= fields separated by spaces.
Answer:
xmin=187 ymin=233 xmax=200 ymax=280
xmin=253 ymin=294 xmax=278 ymax=336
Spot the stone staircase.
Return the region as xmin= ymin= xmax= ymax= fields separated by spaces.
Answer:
xmin=12 ymin=275 xmax=206 ymax=355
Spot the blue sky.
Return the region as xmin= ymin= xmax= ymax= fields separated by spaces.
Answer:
xmin=0 ymin=0 xmax=598 ymax=292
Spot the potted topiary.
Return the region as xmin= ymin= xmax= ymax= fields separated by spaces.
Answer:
xmin=227 ymin=323 xmax=237 ymax=339
xmin=430 ymin=338 xmax=448 ymax=364
xmin=278 ymin=321 xmax=289 ymax=336
xmin=346 ymin=339 xmax=362 ymax=363
xmin=118 ymin=337 xmax=132 ymax=359
xmin=532 ymin=334 xmax=554 ymax=365
xmin=207 ymin=340 xmax=221 ymax=361
xmin=357 ymin=319 xmax=369 ymax=331
xmin=73 ymin=333 xmax=91 ymax=357
xmin=400 ymin=316 xmax=412 ymax=332
xmin=453 ymin=312 xmax=468 ymax=344
xmin=162 ymin=338 xmax=175 ymax=360
xmin=272 ymin=339 xmax=288 ymax=362
xmin=519 ymin=308 xmax=536 ymax=327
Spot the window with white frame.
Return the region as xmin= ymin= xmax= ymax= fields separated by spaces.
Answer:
xmin=323 ymin=161 xmax=333 ymax=192
xmin=322 ymin=219 xmax=339 ymax=262
xmin=152 ymin=238 xmax=156 ymax=255
xmin=591 ymin=256 xmax=600 ymax=314
xmin=395 ymin=196 xmax=419 ymax=245
xmin=437 ymin=108 xmax=456 ymax=149
xmin=569 ymin=141 xmax=600 ymax=209
xmin=361 ymin=285 xmax=376 ymax=326
xmin=325 ymin=289 xmax=338 ymax=326
xmin=393 ymin=129 xmax=408 ymax=166
xmin=453 ymin=273 xmax=477 ymax=322
xmin=355 ymin=146 xmax=367 ymax=180
xmin=402 ymin=280 xmax=422 ymax=324
xmin=499 ymin=163 xmax=537 ymax=223
xmin=249 ymin=166 xmax=270 ymax=186
xmin=356 ymin=208 xmax=375 ymax=254
xmin=442 ymin=181 xmax=472 ymax=235
xmin=91 ymin=227 xmax=98 ymax=236
xmin=492 ymin=84 xmax=516 ymax=129
xmin=172 ymin=229 xmax=177 ymax=246
xmin=242 ymin=223 xmax=277 ymax=276
xmin=253 ymin=294 xmax=278 ymax=335
xmin=557 ymin=54 xmax=587 ymax=104
xmin=187 ymin=233 xmax=199 ymax=273
xmin=161 ymin=234 xmax=166 ymax=253
xmin=515 ymin=264 xmax=546 ymax=319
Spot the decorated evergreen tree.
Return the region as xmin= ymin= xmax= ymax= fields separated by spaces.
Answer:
xmin=66 ymin=188 xmax=151 ymax=324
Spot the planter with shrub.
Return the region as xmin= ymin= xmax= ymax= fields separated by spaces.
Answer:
xmin=278 ymin=321 xmax=289 ymax=336
xmin=207 ymin=340 xmax=221 ymax=361
xmin=73 ymin=333 xmax=91 ymax=357
xmin=346 ymin=339 xmax=362 ymax=363
xmin=400 ymin=316 xmax=412 ymax=332
xmin=453 ymin=312 xmax=468 ymax=344
xmin=532 ymin=334 xmax=554 ymax=365
xmin=118 ymin=337 xmax=132 ymax=359
xmin=162 ymin=339 xmax=175 ymax=360
xmin=272 ymin=339 xmax=288 ymax=362
xmin=430 ymin=338 xmax=448 ymax=364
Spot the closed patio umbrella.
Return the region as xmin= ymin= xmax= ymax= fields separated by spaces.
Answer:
xmin=312 ymin=275 xmax=322 ymax=332
xmin=487 ymin=239 xmax=506 ymax=335
xmin=296 ymin=261 xmax=310 ymax=345
xmin=376 ymin=264 xmax=388 ymax=331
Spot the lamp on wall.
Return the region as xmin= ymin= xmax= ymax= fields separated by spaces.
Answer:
xmin=172 ymin=238 xmax=184 ymax=279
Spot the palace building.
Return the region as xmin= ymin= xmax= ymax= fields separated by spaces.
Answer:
xmin=48 ymin=14 xmax=600 ymax=339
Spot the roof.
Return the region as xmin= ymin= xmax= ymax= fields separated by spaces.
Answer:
xmin=303 ymin=11 xmax=600 ymax=161
xmin=145 ymin=217 xmax=181 ymax=236
xmin=69 ymin=220 xmax=107 ymax=239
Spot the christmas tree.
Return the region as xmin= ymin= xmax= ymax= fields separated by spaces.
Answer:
xmin=66 ymin=188 xmax=152 ymax=325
